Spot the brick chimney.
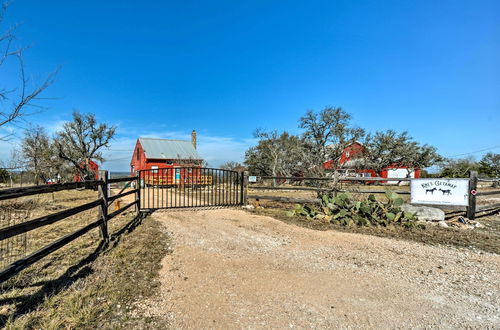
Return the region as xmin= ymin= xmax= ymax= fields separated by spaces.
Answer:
xmin=191 ymin=130 xmax=197 ymax=149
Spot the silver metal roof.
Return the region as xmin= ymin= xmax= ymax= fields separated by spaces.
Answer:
xmin=139 ymin=138 xmax=202 ymax=160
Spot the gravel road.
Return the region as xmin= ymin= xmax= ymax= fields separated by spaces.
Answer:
xmin=144 ymin=208 xmax=499 ymax=329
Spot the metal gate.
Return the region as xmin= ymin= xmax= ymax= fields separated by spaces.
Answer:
xmin=138 ymin=167 xmax=243 ymax=210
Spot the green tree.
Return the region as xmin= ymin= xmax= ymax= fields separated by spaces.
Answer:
xmin=478 ymin=153 xmax=500 ymax=178
xmin=0 ymin=168 xmax=9 ymax=183
xmin=439 ymin=157 xmax=478 ymax=178
xmin=361 ymin=130 xmax=442 ymax=177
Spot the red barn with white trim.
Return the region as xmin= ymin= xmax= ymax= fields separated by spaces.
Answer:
xmin=323 ymin=141 xmax=421 ymax=181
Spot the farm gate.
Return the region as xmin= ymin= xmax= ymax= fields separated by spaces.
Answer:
xmin=137 ymin=167 xmax=244 ymax=210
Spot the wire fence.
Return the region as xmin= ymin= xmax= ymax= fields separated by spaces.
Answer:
xmin=0 ymin=201 xmax=34 ymax=269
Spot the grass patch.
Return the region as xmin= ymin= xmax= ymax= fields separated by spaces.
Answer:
xmin=0 ymin=189 xmax=172 ymax=329
xmin=249 ymin=206 xmax=500 ymax=255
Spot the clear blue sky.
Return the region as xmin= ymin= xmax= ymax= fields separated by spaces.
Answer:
xmin=1 ymin=0 xmax=499 ymax=171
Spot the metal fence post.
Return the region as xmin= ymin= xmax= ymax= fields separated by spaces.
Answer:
xmin=136 ymin=172 xmax=141 ymax=215
xmin=97 ymin=170 xmax=109 ymax=242
xmin=242 ymin=171 xmax=248 ymax=206
xmin=467 ymin=170 xmax=478 ymax=220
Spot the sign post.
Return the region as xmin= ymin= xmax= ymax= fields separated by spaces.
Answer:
xmin=466 ymin=171 xmax=478 ymax=220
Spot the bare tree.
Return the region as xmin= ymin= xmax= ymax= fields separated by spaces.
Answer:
xmin=21 ymin=125 xmax=52 ymax=184
xmin=244 ymin=130 xmax=306 ymax=183
xmin=54 ymin=111 xmax=116 ymax=180
xmin=0 ymin=1 xmax=57 ymax=139
xmin=299 ymin=106 xmax=364 ymax=176
xmin=220 ymin=161 xmax=246 ymax=172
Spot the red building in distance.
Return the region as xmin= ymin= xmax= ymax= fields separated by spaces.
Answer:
xmin=73 ymin=159 xmax=100 ymax=182
xmin=130 ymin=131 xmax=203 ymax=176
xmin=323 ymin=141 xmax=421 ymax=180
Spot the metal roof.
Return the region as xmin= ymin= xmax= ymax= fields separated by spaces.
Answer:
xmin=138 ymin=138 xmax=202 ymax=160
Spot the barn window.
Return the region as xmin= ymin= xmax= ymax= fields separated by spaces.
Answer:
xmin=346 ymin=151 xmax=350 ymax=158
xmin=151 ymin=165 xmax=158 ymax=173
xmin=137 ymin=148 xmax=140 ymax=160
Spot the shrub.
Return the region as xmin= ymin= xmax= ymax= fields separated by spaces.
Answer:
xmin=287 ymin=192 xmax=419 ymax=228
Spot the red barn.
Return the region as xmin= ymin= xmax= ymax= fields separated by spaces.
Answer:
xmin=323 ymin=141 xmax=421 ymax=181
xmin=130 ymin=131 xmax=203 ymax=177
xmin=74 ymin=159 xmax=99 ymax=182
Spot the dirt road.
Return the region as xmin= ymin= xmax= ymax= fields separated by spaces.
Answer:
xmin=144 ymin=208 xmax=499 ymax=329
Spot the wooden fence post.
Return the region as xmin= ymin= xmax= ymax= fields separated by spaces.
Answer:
xmin=242 ymin=171 xmax=249 ymax=206
xmin=97 ymin=170 xmax=109 ymax=242
xmin=135 ymin=172 xmax=141 ymax=215
xmin=467 ymin=170 xmax=478 ymax=220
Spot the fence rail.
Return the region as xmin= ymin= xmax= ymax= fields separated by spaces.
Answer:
xmin=108 ymin=189 xmax=138 ymax=205
xmin=476 ymin=203 xmax=500 ymax=213
xmin=0 ymin=218 xmax=102 ymax=283
xmin=475 ymin=190 xmax=500 ymax=197
xmin=247 ymin=172 xmax=500 ymax=219
xmin=108 ymin=200 xmax=138 ymax=219
xmin=248 ymin=195 xmax=320 ymax=204
xmin=0 ymin=181 xmax=101 ymax=201
xmin=107 ymin=177 xmax=136 ymax=184
xmin=478 ymin=178 xmax=500 ymax=182
xmin=259 ymin=176 xmax=412 ymax=182
xmin=0 ymin=171 xmax=139 ymax=283
xmin=249 ymin=185 xmax=411 ymax=195
xmin=0 ymin=199 xmax=102 ymax=240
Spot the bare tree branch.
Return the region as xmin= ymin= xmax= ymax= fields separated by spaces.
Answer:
xmin=0 ymin=1 xmax=59 ymax=140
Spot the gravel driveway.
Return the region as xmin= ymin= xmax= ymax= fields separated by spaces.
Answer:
xmin=145 ymin=208 xmax=499 ymax=329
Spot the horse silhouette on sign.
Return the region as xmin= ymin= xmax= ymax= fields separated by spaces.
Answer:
xmin=426 ymin=187 xmax=437 ymax=195
xmin=439 ymin=189 xmax=452 ymax=195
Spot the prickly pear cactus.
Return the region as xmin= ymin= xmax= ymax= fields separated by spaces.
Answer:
xmin=288 ymin=191 xmax=418 ymax=227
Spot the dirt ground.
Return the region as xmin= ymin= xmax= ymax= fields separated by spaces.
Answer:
xmin=143 ymin=208 xmax=499 ymax=329
xmin=249 ymin=202 xmax=500 ymax=255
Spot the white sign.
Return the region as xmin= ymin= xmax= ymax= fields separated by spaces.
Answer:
xmin=411 ymin=178 xmax=469 ymax=206
xmin=248 ymin=176 xmax=257 ymax=183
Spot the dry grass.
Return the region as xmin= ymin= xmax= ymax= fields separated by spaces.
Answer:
xmin=0 ymin=189 xmax=172 ymax=328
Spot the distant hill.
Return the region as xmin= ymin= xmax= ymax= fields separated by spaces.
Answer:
xmin=109 ymin=171 xmax=130 ymax=178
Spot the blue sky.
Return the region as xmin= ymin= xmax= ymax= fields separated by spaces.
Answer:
xmin=1 ymin=0 xmax=499 ymax=171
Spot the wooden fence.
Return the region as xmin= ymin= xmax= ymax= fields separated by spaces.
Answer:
xmin=475 ymin=173 xmax=500 ymax=217
xmin=247 ymin=171 xmax=500 ymax=219
xmin=0 ymin=171 xmax=139 ymax=283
